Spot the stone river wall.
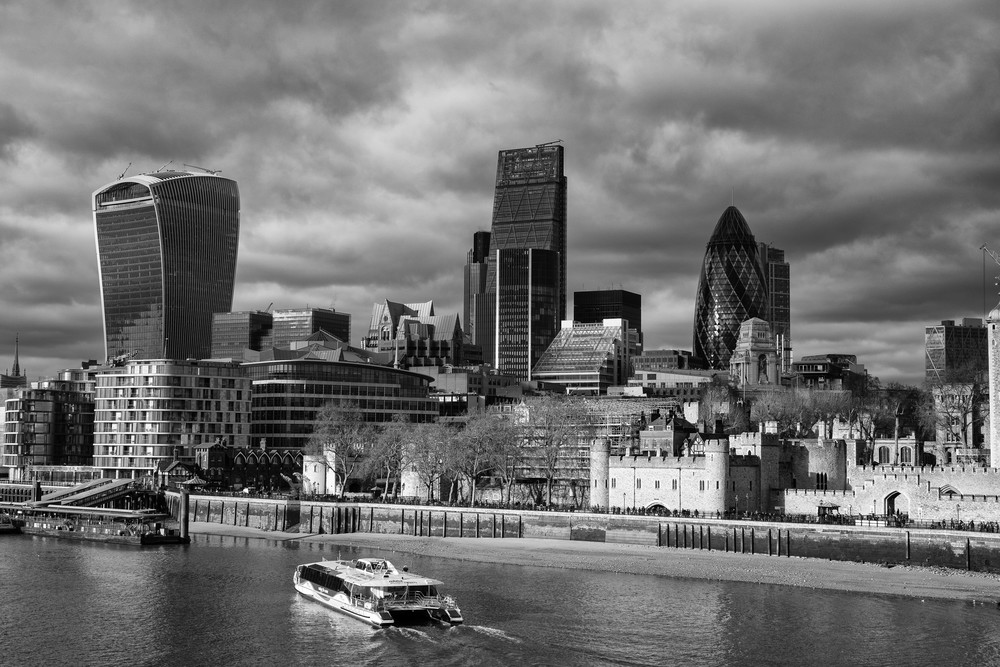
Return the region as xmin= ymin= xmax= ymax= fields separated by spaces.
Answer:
xmin=167 ymin=493 xmax=1000 ymax=574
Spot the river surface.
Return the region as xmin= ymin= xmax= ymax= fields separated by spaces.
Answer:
xmin=1 ymin=533 xmax=998 ymax=666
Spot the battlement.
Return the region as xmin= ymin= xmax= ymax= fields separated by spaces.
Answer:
xmin=854 ymin=464 xmax=999 ymax=475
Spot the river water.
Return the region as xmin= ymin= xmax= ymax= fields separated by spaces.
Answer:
xmin=1 ymin=533 xmax=998 ymax=666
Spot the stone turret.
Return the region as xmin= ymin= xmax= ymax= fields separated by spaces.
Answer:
xmin=988 ymin=306 xmax=1000 ymax=468
xmin=589 ymin=438 xmax=611 ymax=509
xmin=702 ymin=436 xmax=729 ymax=514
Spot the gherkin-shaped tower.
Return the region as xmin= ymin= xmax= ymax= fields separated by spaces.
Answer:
xmin=693 ymin=206 xmax=768 ymax=369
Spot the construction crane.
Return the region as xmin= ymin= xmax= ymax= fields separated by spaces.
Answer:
xmin=116 ymin=162 xmax=132 ymax=180
xmin=981 ymin=244 xmax=1000 ymax=317
xmin=183 ymin=163 xmax=222 ymax=175
xmin=535 ymin=139 xmax=563 ymax=147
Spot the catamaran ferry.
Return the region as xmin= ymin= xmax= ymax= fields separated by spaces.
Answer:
xmin=293 ymin=557 xmax=463 ymax=628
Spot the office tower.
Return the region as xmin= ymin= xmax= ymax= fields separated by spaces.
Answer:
xmin=693 ymin=206 xmax=768 ymax=370
xmin=269 ymin=308 xmax=351 ymax=347
xmin=211 ymin=311 xmax=274 ymax=360
xmin=493 ymin=248 xmax=560 ymax=379
xmin=925 ymin=318 xmax=987 ymax=382
xmin=464 ymin=230 xmax=491 ymax=346
xmin=93 ymin=170 xmax=240 ymax=362
xmin=574 ymin=289 xmax=642 ymax=351
xmin=758 ymin=243 xmax=791 ymax=371
xmin=482 ymin=143 xmax=567 ymax=375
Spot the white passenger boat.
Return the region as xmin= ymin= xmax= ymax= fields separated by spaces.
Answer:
xmin=293 ymin=557 xmax=463 ymax=628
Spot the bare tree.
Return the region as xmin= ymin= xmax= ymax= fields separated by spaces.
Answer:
xmin=306 ymin=401 xmax=375 ymax=495
xmin=363 ymin=414 xmax=410 ymax=499
xmin=521 ymin=396 xmax=583 ymax=507
xmin=450 ymin=413 xmax=499 ymax=507
xmin=402 ymin=421 xmax=452 ymax=502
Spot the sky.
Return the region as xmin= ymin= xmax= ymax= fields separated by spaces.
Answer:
xmin=1 ymin=0 xmax=999 ymax=386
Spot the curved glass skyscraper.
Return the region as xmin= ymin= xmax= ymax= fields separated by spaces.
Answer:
xmin=693 ymin=206 xmax=768 ymax=369
xmin=93 ymin=171 xmax=240 ymax=362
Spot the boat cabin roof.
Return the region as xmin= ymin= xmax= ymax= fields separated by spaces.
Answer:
xmin=305 ymin=559 xmax=443 ymax=588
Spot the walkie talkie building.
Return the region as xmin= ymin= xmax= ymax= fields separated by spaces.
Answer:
xmin=693 ymin=206 xmax=768 ymax=370
xmin=93 ymin=170 xmax=240 ymax=362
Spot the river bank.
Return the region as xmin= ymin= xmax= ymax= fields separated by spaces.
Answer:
xmin=187 ymin=523 xmax=1000 ymax=604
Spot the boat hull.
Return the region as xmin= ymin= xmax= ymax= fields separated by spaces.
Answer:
xmin=294 ymin=581 xmax=396 ymax=627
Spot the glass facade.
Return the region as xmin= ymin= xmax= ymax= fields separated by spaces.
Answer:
xmin=211 ymin=311 xmax=274 ymax=360
xmin=759 ymin=243 xmax=791 ymax=371
xmin=244 ymin=360 xmax=437 ymax=450
xmin=693 ymin=206 xmax=768 ymax=370
xmin=463 ymin=231 xmax=491 ymax=346
xmin=482 ymin=144 xmax=566 ymax=368
xmin=269 ymin=308 xmax=351 ymax=347
xmin=93 ymin=171 xmax=240 ymax=362
xmin=531 ymin=320 xmax=631 ymax=394
xmin=495 ymin=248 xmax=560 ymax=379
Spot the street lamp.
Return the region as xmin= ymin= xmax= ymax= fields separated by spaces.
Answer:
xmin=631 ymin=466 xmax=636 ymax=511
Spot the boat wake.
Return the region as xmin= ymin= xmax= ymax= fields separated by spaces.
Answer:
xmin=466 ymin=626 xmax=523 ymax=644
xmin=390 ymin=626 xmax=440 ymax=643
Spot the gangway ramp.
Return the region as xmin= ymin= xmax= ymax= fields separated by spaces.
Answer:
xmin=60 ymin=479 xmax=138 ymax=507
xmin=32 ymin=478 xmax=115 ymax=506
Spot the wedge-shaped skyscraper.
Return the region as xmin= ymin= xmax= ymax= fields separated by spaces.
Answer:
xmin=93 ymin=170 xmax=240 ymax=362
xmin=693 ymin=206 xmax=768 ymax=369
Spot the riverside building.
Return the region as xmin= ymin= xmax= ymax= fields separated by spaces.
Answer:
xmin=92 ymin=359 xmax=251 ymax=479
xmin=244 ymin=340 xmax=438 ymax=452
xmin=2 ymin=373 xmax=96 ymax=481
xmin=92 ymin=170 xmax=240 ymax=362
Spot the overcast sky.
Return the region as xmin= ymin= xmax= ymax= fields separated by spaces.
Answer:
xmin=1 ymin=1 xmax=999 ymax=386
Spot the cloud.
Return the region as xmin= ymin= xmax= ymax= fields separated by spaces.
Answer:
xmin=0 ymin=0 xmax=998 ymax=386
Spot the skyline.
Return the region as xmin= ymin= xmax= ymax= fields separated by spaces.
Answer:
xmin=1 ymin=1 xmax=999 ymax=386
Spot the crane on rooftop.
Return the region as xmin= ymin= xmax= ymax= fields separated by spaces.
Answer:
xmin=980 ymin=244 xmax=1000 ymax=318
xmin=183 ymin=163 xmax=222 ymax=175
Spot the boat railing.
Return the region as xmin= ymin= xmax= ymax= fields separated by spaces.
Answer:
xmin=375 ymin=592 xmax=456 ymax=610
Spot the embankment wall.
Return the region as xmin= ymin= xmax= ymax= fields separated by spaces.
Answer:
xmin=167 ymin=494 xmax=1000 ymax=574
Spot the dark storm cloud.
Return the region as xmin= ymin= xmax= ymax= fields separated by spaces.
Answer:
xmin=1 ymin=0 xmax=999 ymax=384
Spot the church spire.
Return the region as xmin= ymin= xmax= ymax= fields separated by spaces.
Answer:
xmin=11 ymin=333 xmax=20 ymax=377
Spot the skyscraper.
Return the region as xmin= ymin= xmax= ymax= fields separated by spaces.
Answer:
xmin=495 ymin=247 xmax=560 ymax=379
xmin=693 ymin=206 xmax=768 ymax=370
xmin=758 ymin=243 xmax=791 ymax=371
xmin=574 ymin=289 xmax=642 ymax=351
xmin=93 ymin=170 xmax=240 ymax=361
xmin=481 ymin=143 xmax=566 ymax=376
xmin=463 ymin=230 xmax=491 ymax=346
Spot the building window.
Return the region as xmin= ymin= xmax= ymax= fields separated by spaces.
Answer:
xmin=611 ymin=478 xmax=616 ymax=488
xmin=655 ymin=480 xmax=660 ymax=489
xmin=699 ymin=480 xmax=705 ymax=491
xmin=672 ymin=479 xmax=677 ymax=490
xmin=636 ymin=479 xmax=641 ymax=489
